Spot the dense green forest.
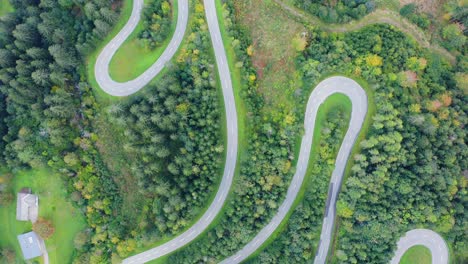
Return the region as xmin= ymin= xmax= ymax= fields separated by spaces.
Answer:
xmin=294 ymin=0 xmax=376 ymax=23
xmin=0 ymin=0 xmax=128 ymax=261
xmin=326 ymin=26 xmax=467 ymax=263
xmin=0 ymin=0 xmax=466 ymax=263
xmin=139 ymin=0 xmax=172 ymax=49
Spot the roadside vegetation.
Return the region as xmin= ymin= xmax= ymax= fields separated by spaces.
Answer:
xmin=0 ymin=169 xmax=85 ymax=263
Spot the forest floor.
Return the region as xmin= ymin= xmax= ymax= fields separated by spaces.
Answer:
xmin=399 ymin=245 xmax=432 ymax=264
xmin=0 ymin=168 xmax=85 ymax=264
xmin=274 ymin=0 xmax=456 ymax=65
xmin=0 ymin=0 xmax=13 ymax=16
xmin=109 ymin=0 xmax=179 ymax=82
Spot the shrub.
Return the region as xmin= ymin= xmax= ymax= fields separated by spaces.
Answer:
xmin=33 ymin=218 xmax=55 ymax=239
xmin=400 ymin=3 xmax=416 ymax=17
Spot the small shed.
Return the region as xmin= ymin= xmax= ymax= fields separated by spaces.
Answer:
xmin=16 ymin=188 xmax=39 ymax=223
xmin=17 ymin=231 xmax=43 ymax=260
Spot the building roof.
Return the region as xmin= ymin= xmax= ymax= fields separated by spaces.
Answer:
xmin=17 ymin=232 xmax=43 ymax=260
xmin=16 ymin=191 xmax=38 ymax=222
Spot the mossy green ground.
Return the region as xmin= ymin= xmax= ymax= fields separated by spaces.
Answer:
xmin=0 ymin=0 xmax=14 ymax=16
xmin=400 ymin=245 xmax=432 ymax=264
xmin=0 ymin=168 xmax=86 ymax=263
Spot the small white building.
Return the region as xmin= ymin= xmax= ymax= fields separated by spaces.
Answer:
xmin=17 ymin=231 xmax=43 ymax=260
xmin=16 ymin=188 xmax=38 ymax=223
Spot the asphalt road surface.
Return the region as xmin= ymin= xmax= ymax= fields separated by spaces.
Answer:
xmin=390 ymin=229 xmax=449 ymax=264
xmin=94 ymin=0 xmax=237 ymax=262
xmin=221 ymin=76 xmax=368 ymax=264
xmin=94 ymin=0 xmax=188 ymax=96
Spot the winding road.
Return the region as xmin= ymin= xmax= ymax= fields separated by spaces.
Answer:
xmin=391 ymin=229 xmax=449 ymax=264
xmin=95 ymin=0 xmax=188 ymax=96
xmin=222 ymin=77 xmax=367 ymax=264
xmin=93 ymin=0 xmax=449 ymax=263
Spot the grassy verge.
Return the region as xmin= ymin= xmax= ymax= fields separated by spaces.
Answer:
xmin=399 ymin=245 xmax=432 ymax=264
xmin=0 ymin=0 xmax=13 ymax=16
xmin=109 ymin=0 xmax=179 ymax=82
xmin=0 ymin=168 xmax=86 ymax=263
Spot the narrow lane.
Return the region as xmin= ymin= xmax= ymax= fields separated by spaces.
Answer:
xmin=222 ymin=77 xmax=368 ymax=264
xmin=94 ymin=0 xmax=189 ymax=96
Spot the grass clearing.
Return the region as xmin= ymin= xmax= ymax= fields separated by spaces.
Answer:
xmin=109 ymin=0 xmax=179 ymax=82
xmin=85 ymin=0 xmax=177 ymax=102
xmin=0 ymin=168 xmax=86 ymax=264
xmin=400 ymin=245 xmax=432 ymax=264
xmin=0 ymin=0 xmax=13 ymax=16
xmin=233 ymin=0 xmax=305 ymax=114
